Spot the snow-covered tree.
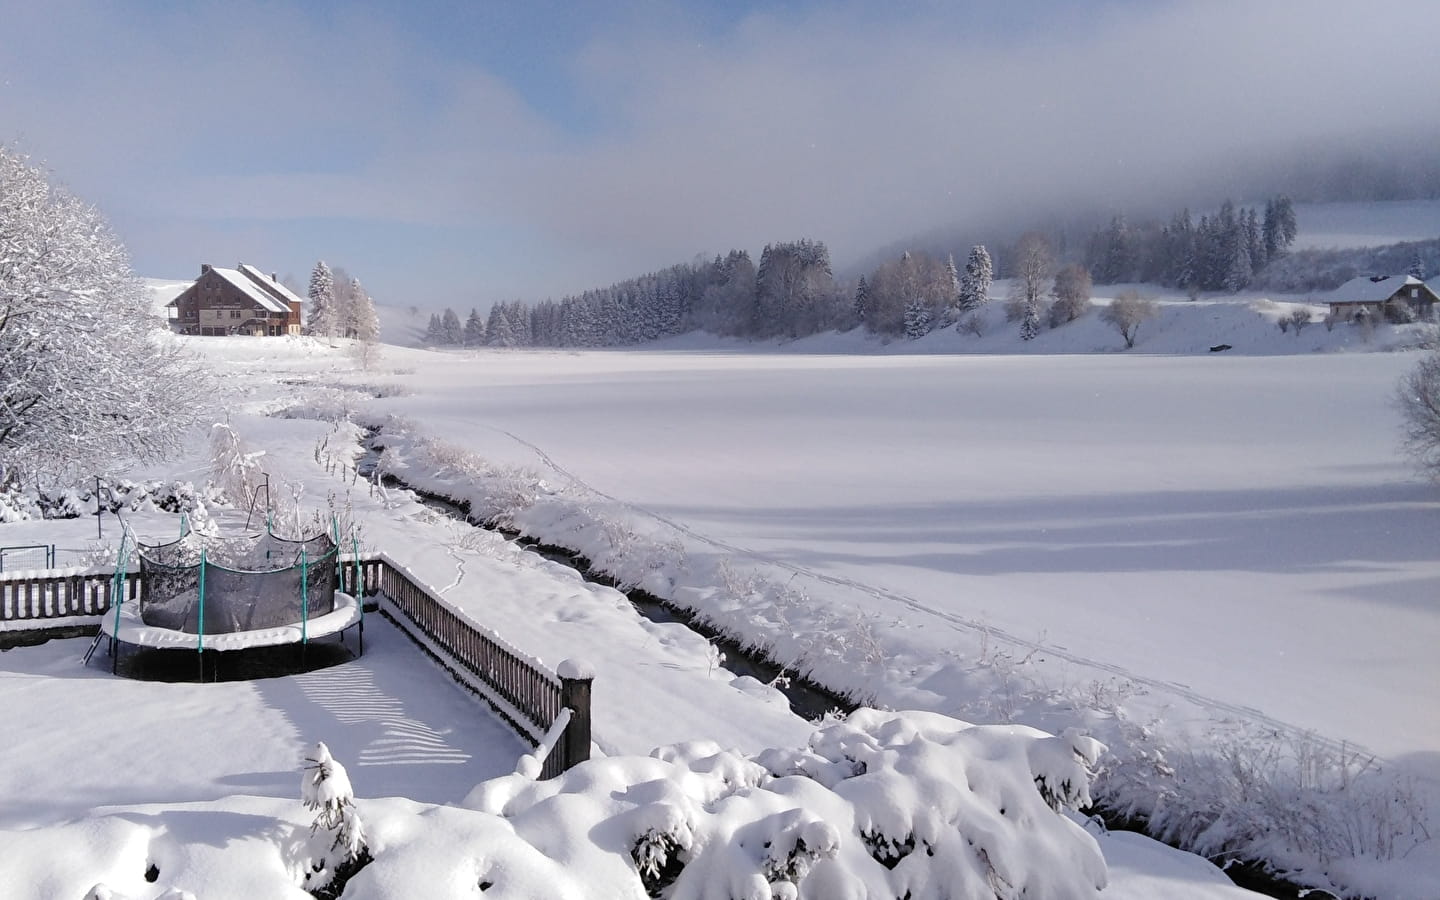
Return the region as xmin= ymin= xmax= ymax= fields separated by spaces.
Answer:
xmin=424 ymin=313 xmax=443 ymax=345
xmin=485 ymin=304 xmax=514 ymax=347
xmin=1050 ymin=263 xmax=1093 ymax=326
xmin=1223 ymin=228 xmax=1253 ymax=293
xmin=866 ymin=249 xmax=948 ymax=337
xmin=1007 ymin=232 xmax=1053 ymax=333
xmin=945 ymin=254 xmax=961 ymax=309
xmin=903 ymin=298 xmax=933 ymax=339
xmin=307 ymin=261 xmax=338 ymax=338
xmin=1020 ymin=299 xmax=1041 ymax=340
xmin=440 ymin=307 xmax=463 ymax=345
xmin=0 ymin=146 xmax=210 ymax=488
xmin=852 ymin=275 xmax=869 ymax=325
xmin=1263 ymin=195 xmax=1298 ymax=261
xmin=1101 ymin=292 xmax=1158 ymax=349
xmin=301 ymin=742 xmax=368 ymax=894
xmin=958 ymin=244 xmax=993 ymax=311
xmin=344 ymin=278 xmax=379 ymax=343
xmin=464 ymin=308 xmax=486 ymax=346
xmin=1409 ymin=251 xmax=1427 ymax=280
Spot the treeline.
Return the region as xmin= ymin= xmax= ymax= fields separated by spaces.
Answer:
xmin=1080 ymin=196 xmax=1297 ymax=294
xmin=426 ymin=240 xmax=848 ymax=348
xmin=422 ymin=196 xmax=1299 ymax=349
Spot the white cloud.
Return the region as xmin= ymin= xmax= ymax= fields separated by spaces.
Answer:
xmin=1 ymin=0 xmax=1436 ymax=305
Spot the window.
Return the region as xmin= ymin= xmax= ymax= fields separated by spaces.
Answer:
xmin=230 ymin=309 xmax=242 ymax=319
xmin=1412 ymin=287 xmax=1421 ymax=299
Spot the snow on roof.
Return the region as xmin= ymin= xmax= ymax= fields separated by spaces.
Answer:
xmin=238 ymin=263 xmax=306 ymax=308
xmin=1321 ymin=274 xmax=1424 ymax=304
xmin=206 ymin=267 xmax=291 ymax=313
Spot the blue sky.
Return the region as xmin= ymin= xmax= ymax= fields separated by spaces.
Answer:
xmin=1 ymin=0 xmax=1435 ymax=312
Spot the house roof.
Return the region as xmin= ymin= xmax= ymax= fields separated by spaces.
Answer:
xmin=1321 ymin=274 xmax=1424 ymax=305
xmin=209 ymin=268 xmax=290 ymax=313
xmin=166 ymin=263 xmax=303 ymax=314
xmin=238 ymin=264 xmax=306 ymax=309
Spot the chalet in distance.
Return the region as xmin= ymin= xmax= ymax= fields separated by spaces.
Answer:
xmin=167 ymin=264 xmax=304 ymax=336
xmin=1319 ymin=274 xmax=1439 ymax=322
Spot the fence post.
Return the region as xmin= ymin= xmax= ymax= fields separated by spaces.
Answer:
xmin=556 ymin=659 xmax=594 ymax=772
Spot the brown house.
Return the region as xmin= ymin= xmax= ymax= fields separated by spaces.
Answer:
xmin=1319 ymin=275 xmax=1440 ymax=322
xmin=167 ymin=264 xmax=304 ymax=336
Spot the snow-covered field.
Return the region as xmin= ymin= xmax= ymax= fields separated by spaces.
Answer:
xmin=5 ymin=288 xmax=1440 ymax=896
xmin=366 ymin=310 xmax=1440 ymax=767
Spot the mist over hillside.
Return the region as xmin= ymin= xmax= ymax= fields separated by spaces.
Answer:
xmin=847 ymin=144 xmax=1440 ymax=280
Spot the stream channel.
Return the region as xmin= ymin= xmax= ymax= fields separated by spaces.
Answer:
xmin=355 ymin=434 xmax=854 ymax=723
xmin=354 ymin=432 xmax=1307 ymax=899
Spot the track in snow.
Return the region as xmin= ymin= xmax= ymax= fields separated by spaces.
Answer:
xmin=492 ymin=426 xmax=1395 ymax=768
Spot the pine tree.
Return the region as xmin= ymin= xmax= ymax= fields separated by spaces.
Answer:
xmin=347 ymin=279 xmax=379 ymax=343
xmin=1020 ymin=299 xmax=1040 ymax=341
xmin=903 ymin=298 xmax=933 ymax=339
xmin=307 ymin=261 xmax=337 ymax=338
xmin=1244 ymin=207 xmax=1266 ymax=271
xmin=1100 ymin=215 xmax=1133 ymax=284
xmin=440 ymin=307 xmax=463 ymax=345
xmin=424 ymin=313 xmax=443 ymax=345
xmin=1219 ymin=201 xmax=1251 ymax=292
xmin=945 ymin=254 xmax=961 ymax=309
xmin=1224 ymin=235 xmax=1252 ymax=293
xmin=959 ymin=244 xmax=993 ymax=311
xmin=485 ymin=304 xmax=513 ymax=346
xmin=853 ymin=275 xmax=869 ymax=324
xmin=1408 ymin=251 xmax=1426 ymax=280
xmin=1263 ymin=195 xmax=1298 ymax=260
xmin=464 ymin=308 xmax=486 ymax=346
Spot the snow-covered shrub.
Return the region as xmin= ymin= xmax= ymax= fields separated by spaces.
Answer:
xmin=1385 ymin=296 xmax=1417 ymax=324
xmin=209 ymin=422 xmax=265 ymax=506
xmin=957 ymin=313 xmax=985 ymax=337
xmin=0 ymin=483 xmax=42 ymax=523
xmin=466 ymin=710 xmax=1107 ymax=899
xmin=301 ymin=742 xmax=370 ymax=895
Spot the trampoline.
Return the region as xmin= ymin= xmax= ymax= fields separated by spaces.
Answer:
xmin=98 ymin=524 xmax=364 ymax=679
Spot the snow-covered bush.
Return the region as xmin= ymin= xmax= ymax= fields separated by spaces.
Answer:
xmin=209 ymin=421 xmax=266 ymax=506
xmin=466 ymin=710 xmax=1108 ymax=898
xmin=1098 ymin=724 xmax=1431 ymax=884
xmin=0 ymin=478 xmax=222 ymax=525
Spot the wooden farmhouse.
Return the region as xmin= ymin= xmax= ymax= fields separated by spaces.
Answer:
xmin=167 ymin=264 xmax=304 ymax=336
xmin=1319 ymin=274 xmax=1439 ymax=322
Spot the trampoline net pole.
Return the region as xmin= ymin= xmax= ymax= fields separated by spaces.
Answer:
xmin=301 ymin=548 xmax=309 ymax=645
xmin=197 ymin=549 xmax=206 ymax=653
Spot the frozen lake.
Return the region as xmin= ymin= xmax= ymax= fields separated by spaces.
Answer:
xmin=375 ymin=348 xmax=1440 ymax=766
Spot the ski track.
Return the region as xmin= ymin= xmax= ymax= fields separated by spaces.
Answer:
xmin=492 ymin=427 xmax=1400 ymax=770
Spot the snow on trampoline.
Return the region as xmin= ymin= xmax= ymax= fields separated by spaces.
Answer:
xmin=99 ymin=525 xmax=363 ymax=663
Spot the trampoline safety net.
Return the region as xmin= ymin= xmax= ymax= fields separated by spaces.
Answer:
xmin=138 ymin=530 xmax=338 ymax=635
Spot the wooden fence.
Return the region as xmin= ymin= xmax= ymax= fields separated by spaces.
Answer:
xmin=372 ymin=555 xmax=590 ymax=778
xmin=0 ymin=568 xmax=139 ymax=621
xmin=0 ymin=553 xmax=591 ymax=778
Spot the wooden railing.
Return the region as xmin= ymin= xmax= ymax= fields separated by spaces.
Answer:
xmin=0 ymin=552 xmax=592 ymax=778
xmin=371 ymin=554 xmax=591 ymax=779
xmin=0 ymin=568 xmax=139 ymax=621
